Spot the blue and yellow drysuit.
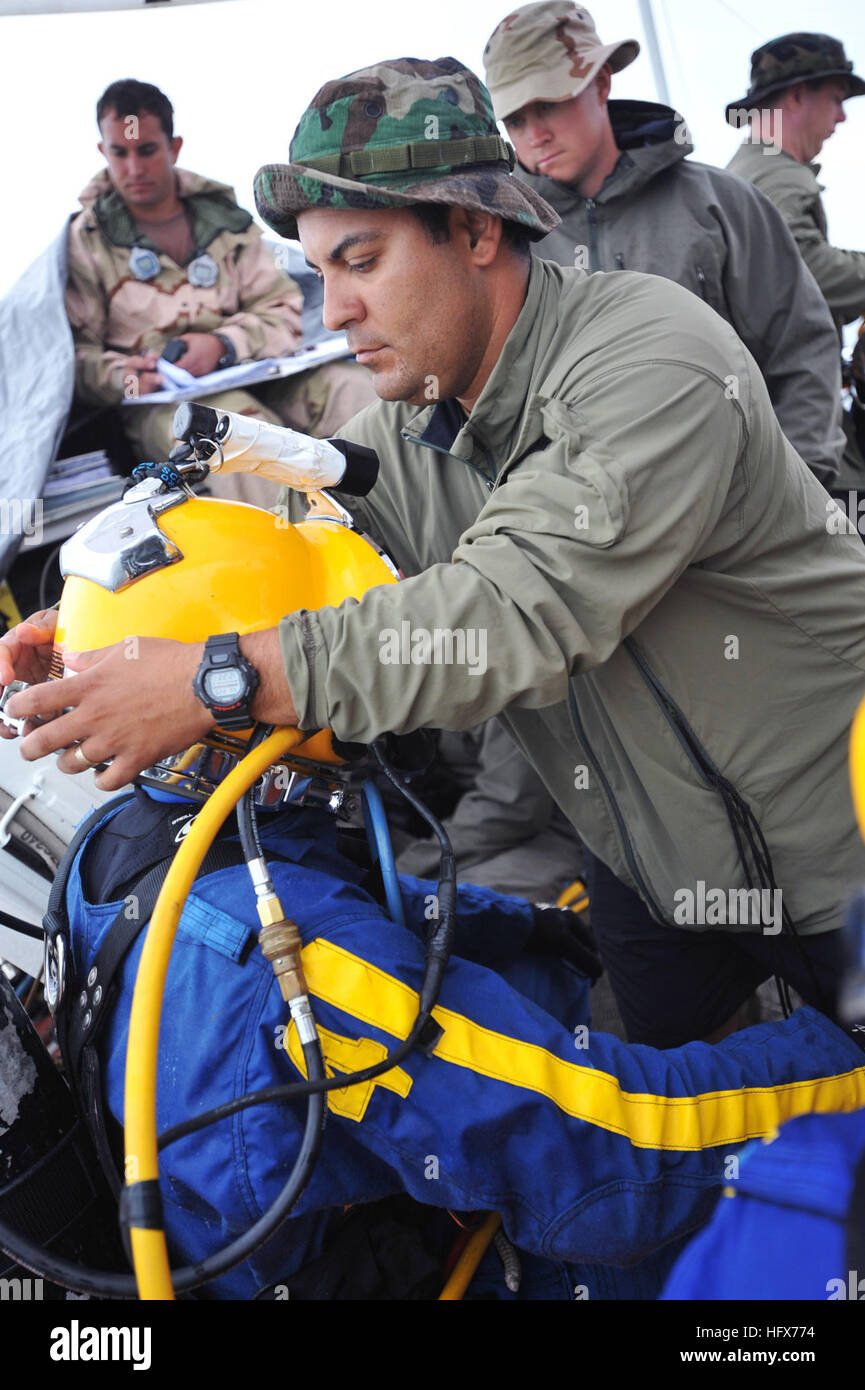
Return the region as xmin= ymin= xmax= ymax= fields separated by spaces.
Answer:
xmin=63 ymin=793 xmax=865 ymax=1298
xmin=661 ymin=1107 xmax=865 ymax=1300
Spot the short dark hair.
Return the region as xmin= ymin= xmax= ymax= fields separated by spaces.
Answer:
xmin=96 ymin=79 xmax=174 ymax=139
xmin=411 ymin=202 xmax=531 ymax=261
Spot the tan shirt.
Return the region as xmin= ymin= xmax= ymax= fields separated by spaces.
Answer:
xmin=133 ymin=208 xmax=195 ymax=267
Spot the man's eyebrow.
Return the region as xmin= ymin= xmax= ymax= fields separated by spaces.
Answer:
xmin=305 ymin=230 xmax=386 ymax=271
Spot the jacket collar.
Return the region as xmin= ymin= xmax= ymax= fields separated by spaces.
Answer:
xmin=731 ymin=140 xmax=824 ymax=189
xmin=77 ymin=167 xmax=251 ymax=255
xmin=405 ymin=257 xmax=557 ymax=470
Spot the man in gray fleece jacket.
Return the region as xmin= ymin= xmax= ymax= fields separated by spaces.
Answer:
xmin=483 ymin=1 xmax=845 ymax=489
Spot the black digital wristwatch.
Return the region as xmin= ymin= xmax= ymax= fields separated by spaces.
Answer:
xmin=193 ymin=633 xmax=260 ymax=730
xmin=213 ymin=332 xmax=237 ymax=370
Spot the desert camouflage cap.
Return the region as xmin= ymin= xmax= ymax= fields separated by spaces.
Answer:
xmin=725 ymin=31 xmax=865 ymax=123
xmin=254 ymin=57 xmax=560 ymax=243
xmin=483 ymin=2 xmax=640 ymax=122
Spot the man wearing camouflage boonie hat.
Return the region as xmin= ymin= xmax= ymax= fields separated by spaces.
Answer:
xmin=726 ymin=33 xmax=865 ymax=482
xmin=10 ymin=59 xmax=865 ymax=1063
xmin=257 ymin=56 xmax=579 ymax=903
xmin=727 ymin=33 xmax=865 ymax=336
xmin=254 ymin=56 xmax=558 ymax=243
xmin=482 ymin=2 xmax=844 ymax=488
xmin=253 ymin=57 xmax=865 ymax=1055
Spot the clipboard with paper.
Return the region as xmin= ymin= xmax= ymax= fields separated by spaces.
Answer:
xmin=121 ymin=334 xmax=352 ymax=406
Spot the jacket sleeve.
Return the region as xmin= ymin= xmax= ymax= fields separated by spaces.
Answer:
xmin=214 ymin=232 xmax=304 ymax=362
xmin=770 ymin=166 xmax=865 ymax=328
xmin=715 ymin=177 xmax=844 ymax=486
xmin=64 ymin=221 xmax=130 ymax=407
xmin=278 ymin=361 xmax=745 ymax=741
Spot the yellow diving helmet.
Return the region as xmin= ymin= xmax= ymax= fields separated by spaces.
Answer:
xmin=51 ymin=475 xmax=398 ymax=804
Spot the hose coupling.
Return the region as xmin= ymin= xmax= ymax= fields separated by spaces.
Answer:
xmin=258 ymin=904 xmax=308 ymax=1002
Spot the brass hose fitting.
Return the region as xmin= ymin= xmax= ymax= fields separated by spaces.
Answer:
xmin=257 ymin=904 xmax=308 ymax=1003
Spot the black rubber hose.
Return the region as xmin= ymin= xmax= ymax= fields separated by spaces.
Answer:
xmin=237 ymin=724 xmax=270 ymax=863
xmin=156 ymin=739 xmax=457 ymax=1153
xmin=0 ymin=909 xmax=43 ymax=941
xmin=0 ymin=1040 xmax=326 ymax=1298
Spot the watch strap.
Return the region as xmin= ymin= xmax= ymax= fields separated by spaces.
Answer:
xmin=213 ymin=333 xmax=237 ymax=370
xmin=193 ymin=632 xmax=259 ymax=729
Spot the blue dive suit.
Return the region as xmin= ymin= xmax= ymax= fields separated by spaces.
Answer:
xmin=63 ymin=795 xmax=865 ymax=1298
xmin=661 ymin=1106 xmax=865 ymax=1300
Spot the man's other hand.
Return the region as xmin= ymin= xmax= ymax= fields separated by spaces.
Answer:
xmin=3 ymin=627 xmax=300 ymax=790
xmin=0 ymin=610 xmax=59 ymax=738
xmin=125 ymin=351 xmax=163 ymax=395
xmin=172 ymin=333 xmax=225 ymax=377
xmin=4 ymin=637 xmax=213 ymax=790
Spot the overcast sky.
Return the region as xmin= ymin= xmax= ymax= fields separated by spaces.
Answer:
xmin=2 ymin=0 xmax=863 ymax=307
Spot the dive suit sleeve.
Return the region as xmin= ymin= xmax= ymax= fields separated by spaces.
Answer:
xmin=87 ymin=857 xmax=865 ymax=1285
xmin=276 ymin=909 xmax=865 ymax=1265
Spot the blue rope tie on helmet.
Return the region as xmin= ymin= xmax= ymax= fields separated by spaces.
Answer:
xmin=128 ymin=462 xmax=183 ymax=491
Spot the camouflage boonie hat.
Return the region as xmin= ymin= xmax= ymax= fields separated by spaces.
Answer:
xmin=484 ymin=2 xmax=640 ymax=122
xmin=725 ymin=32 xmax=865 ymax=124
xmin=253 ymin=56 xmax=559 ymax=242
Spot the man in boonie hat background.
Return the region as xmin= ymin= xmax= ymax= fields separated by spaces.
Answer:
xmin=726 ymin=32 xmax=865 ymax=484
xmin=482 ymin=1 xmax=844 ymax=488
xmin=9 ymin=57 xmax=865 ymax=1067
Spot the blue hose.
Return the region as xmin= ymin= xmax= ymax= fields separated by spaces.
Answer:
xmin=361 ymin=780 xmax=406 ymax=927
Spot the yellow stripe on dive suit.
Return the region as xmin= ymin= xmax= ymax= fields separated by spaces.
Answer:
xmin=300 ymin=938 xmax=865 ymax=1151
xmin=286 ymin=1021 xmax=413 ymax=1121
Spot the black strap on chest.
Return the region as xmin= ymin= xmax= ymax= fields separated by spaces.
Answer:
xmin=43 ymin=795 xmax=279 ymax=1196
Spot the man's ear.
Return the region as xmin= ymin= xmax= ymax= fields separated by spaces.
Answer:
xmin=784 ymin=82 xmax=807 ymax=109
xmin=170 ymin=135 xmax=183 ymax=164
xmin=455 ymin=208 xmax=501 ymax=264
xmin=595 ymin=64 xmax=612 ymax=106
xmin=97 ymin=140 xmax=106 ymax=160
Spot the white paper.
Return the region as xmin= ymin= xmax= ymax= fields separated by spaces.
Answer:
xmin=123 ymin=336 xmax=351 ymax=406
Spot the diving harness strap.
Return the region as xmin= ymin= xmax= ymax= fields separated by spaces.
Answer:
xmin=44 ymin=797 xmax=289 ymax=1196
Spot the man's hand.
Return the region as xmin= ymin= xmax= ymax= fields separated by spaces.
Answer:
xmin=124 ymin=351 xmax=163 ymax=395
xmin=5 ymin=638 xmax=213 ymax=790
xmin=3 ymin=626 xmax=300 ymax=790
xmin=171 ymin=333 xmax=225 ymax=377
xmin=0 ymin=610 xmax=59 ymax=739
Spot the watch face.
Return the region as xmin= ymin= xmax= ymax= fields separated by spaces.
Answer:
xmin=205 ymin=667 xmax=245 ymax=705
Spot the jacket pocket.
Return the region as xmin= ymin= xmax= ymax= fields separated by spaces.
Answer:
xmin=539 ymin=398 xmax=631 ymax=548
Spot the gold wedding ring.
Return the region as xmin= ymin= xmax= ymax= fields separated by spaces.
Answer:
xmin=73 ymin=744 xmax=96 ymax=769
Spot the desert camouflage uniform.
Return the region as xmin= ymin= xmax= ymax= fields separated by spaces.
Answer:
xmin=65 ymin=168 xmax=374 ymax=505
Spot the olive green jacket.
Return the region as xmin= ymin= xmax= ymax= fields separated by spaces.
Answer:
xmin=278 ymin=258 xmax=865 ymax=933
xmin=727 ymin=141 xmax=865 ymax=335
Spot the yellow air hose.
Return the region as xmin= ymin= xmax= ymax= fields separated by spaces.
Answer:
xmin=556 ymin=879 xmax=589 ymax=914
xmin=438 ymin=1213 xmax=502 ymax=1301
xmin=851 ymin=697 xmax=865 ymax=842
xmin=124 ymin=727 xmax=304 ymax=1300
